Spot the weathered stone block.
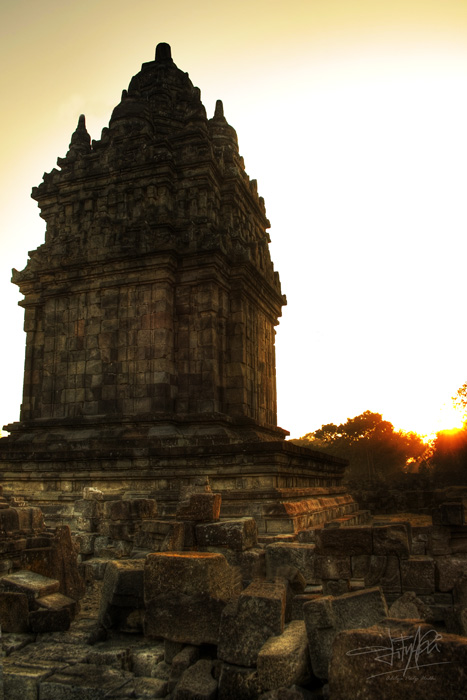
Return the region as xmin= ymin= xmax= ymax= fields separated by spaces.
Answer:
xmin=145 ymin=552 xmax=234 ymax=601
xmin=372 ymin=523 xmax=410 ymax=558
xmin=98 ymin=559 xmax=145 ymax=629
xmin=144 ymin=552 xmax=235 ymax=645
xmin=432 ymin=502 xmax=465 ymax=526
xmin=0 ymin=591 xmax=29 ymax=632
xmin=130 ymin=643 xmax=165 ymax=676
xmin=176 ymin=493 xmax=221 ymax=522
xmin=73 ymin=499 xmax=103 ymax=518
xmin=224 ymin=547 xmax=266 ymax=585
xmin=351 ymin=554 xmax=401 ymax=593
xmin=173 ymin=659 xmax=217 ymax=700
xmin=217 ymin=663 xmax=261 ymax=700
xmin=388 ymin=591 xmax=431 ymax=620
xmin=3 ymin=659 xmax=64 ymax=700
xmin=217 ymin=580 xmax=286 ymax=667
xmin=435 ymin=555 xmax=467 ymax=592
xmin=85 ymin=641 xmax=131 ymax=670
xmin=314 ymin=555 xmax=351 ymax=581
xmin=265 ymin=543 xmax=317 ymax=583
xmin=0 ymin=508 xmax=19 ymax=533
xmin=29 ymin=607 xmax=71 ymax=633
xmin=257 ymin=620 xmax=310 ymax=691
xmin=99 ymin=520 xmax=137 ymax=541
xmin=128 ymin=677 xmax=168 ymax=698
xmin=291 ymin=593 xmax=322 ymax=620
xmin=0 ymin=570 xmax=59 ymax=605
xmin=171 ymin=645 xmax=200 ymax=679
xmin=315 ymin=526 xmax=373 ymax=556
xmin=400 ymin=556 xmax=435 ymax=594
xmin=164 ymin=639 xmax=185 ymax=664
xmin=323 ymin=579 xmax=350 ymax=596
xmin=93 ymin=536 xmax=133 ymax=559
xmin=74 ymin=532 xmax=97 ymax=555
xmin=36 ymin=591 xmax=77 ymax=619
xmin=429 ymin=525 xmax=451 ymax=555
xmin=38 ymin=663 xmax=131 ymax=699
xmin=196 ymin=518 xmax=257 ymax=551
xmin=103 ymin=498 xmax=157 ymax=521
xmin=303 ymin=587 xmax=388 ymax=679
xmin=82 ymin=487 xmax=103 ymax=501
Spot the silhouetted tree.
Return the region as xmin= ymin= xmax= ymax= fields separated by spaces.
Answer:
xmin=453 ymin=381 xmax=467 ymax=418
xmin=430 ymin=427 xmax=467 ymax=485
xmin=293 ymin=411 xmax=425 ymax=483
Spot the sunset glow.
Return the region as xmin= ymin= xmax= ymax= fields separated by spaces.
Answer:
xmin=1 ymin=1 xmax=467 ymax=439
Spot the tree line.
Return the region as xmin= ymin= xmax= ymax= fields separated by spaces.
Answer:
xmin=292 ymin=384 xmax=467 ymax=487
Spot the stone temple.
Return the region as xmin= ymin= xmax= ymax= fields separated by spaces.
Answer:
xmin=0 ymin=43 xmax=354 ymax=535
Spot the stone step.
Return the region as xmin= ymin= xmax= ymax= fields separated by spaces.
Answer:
xmin=257 ymin=534 xmax=297 ymax=545
xmin=323 ymin=510 xmax=373 ymax=528
xmin=0 ymin=570 xmax=60 ymax=605
xmin=36 ymin=592 xmax=77 ymax=619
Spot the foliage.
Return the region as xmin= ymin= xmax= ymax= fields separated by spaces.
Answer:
xmin=292 ymin=410 xmax=426 ymax=483
xmin=453 ymin=381 xmax=467 ymax=419
xmin=429 ymin=426 xmax=467 ymax=486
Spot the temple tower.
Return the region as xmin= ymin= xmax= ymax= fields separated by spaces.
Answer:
xmin=13 ymin=43 xmax=284 ymax=444
xmin=1 ymin=45 xmax=351 ymax=534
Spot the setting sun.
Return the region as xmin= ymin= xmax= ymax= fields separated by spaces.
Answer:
xmin=397 ymin=402 xmax=465 ymax=442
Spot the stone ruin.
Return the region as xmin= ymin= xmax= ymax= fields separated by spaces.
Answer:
xmin=1 ymin=42 xmax=351 ymax=537
xmin=0 ymin=43 xmax=465 ymax=699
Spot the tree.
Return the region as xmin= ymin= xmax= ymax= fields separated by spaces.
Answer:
xmin=453 ymin=381 xmax=467 ymax=420
xmin=430 ymin=427 xmax=467 ymax=485
xmin=293 ymin=411 xmax=425 ymax=483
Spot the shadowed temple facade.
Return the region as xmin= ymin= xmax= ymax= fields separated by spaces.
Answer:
xmin=0 ymin=43 xmax=354 ymax=534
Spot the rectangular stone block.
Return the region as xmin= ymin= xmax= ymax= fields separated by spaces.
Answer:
xmin=99 ymin=559 xmax=145 ymax=616
xmin=38 ymin=664 xmax=131 ymax=699
xmin=315 ymin=526 xmax=373 ymax=556
xmin=429 ymin=525 xmax=451 ymax=556
xmin=144 ymin=552 xmax=236 ymax=645
xmin=400 ymin=556 xmax=435 ymax=594
xmin=196 ymin=518 xmax=257 ymax=551
xmin=435 ymin=556 xmax=467 ymax=592
xmin=0 ymin=570 xmax=59 ymax=605
xmin=265 ymin=543 xmax=317 ymax=583
xmin=372 ymin=523 xmax=410 ymax=558
xmin=218 ymin=581 xmax=286 ymax=667
xmin=29 ymin=607 xmax=71 ymax=633
xmin=432 ymin=502 xmax=465 ymax=526
xmin=257 ymin=620 xmax=310 ymax=691
xmin=303 ymin=587 xmax=388 ymax=679
xmin=4 ymin=660 xmax=64 ymax=700
xmin=176 ymin=493 xmax=222 ymax=522
xmin=218 ymin=663 xmax=261 ymax=700
xmin=0 ymin=591 xmax=29 ymax=632
xmin=351 ymin=555 xmax=401 ymax=593
xmin=314 ymin=555 xmax=351 ymax=581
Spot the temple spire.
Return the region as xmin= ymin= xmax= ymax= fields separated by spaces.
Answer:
xmin=214 ymin=99 xmax=225 ymax=120
xmin=155 ymin=42 xmax=172 ymax=62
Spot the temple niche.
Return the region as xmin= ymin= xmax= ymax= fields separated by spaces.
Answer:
xmin=0 ymin=44 xmax=350 ymax=533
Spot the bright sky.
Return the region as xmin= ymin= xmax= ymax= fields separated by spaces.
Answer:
xmin=1 ymin=0 xmax=467 ymax=439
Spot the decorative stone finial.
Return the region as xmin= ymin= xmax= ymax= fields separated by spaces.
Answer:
xmin=155 ymin=43 xmax=172 ymax=62
xmin=214 ymin=100 xmax=224 ymax=120
xmin=60 ymin=114 xmax=91 ymax=161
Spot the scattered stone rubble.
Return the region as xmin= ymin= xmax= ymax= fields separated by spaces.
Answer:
xmin=0 ymin=485 xmax=465 ymax=699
